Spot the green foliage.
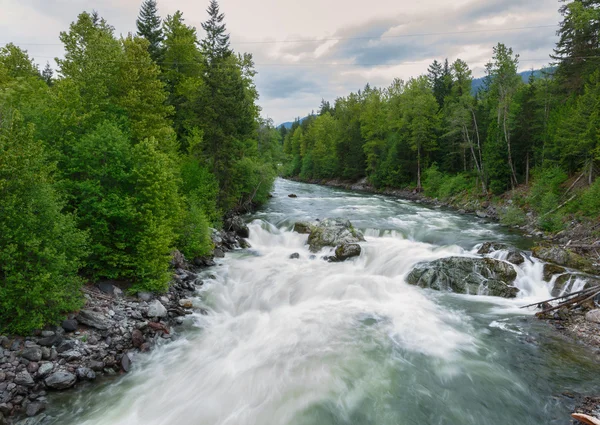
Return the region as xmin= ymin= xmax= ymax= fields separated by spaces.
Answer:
xmin=0 ymin=112 xmax=87 ymax=333
xmin=577 ymin=178 xmax=600 ymax=217
xmin=422 ymin=164 xmax=444 ymax=197
xmin=499 ymin=205 xmax=527 ymax=227
xmin=528 ymin=166 xmax=568 ymax=214
xmin=136 ymin=0 xmax=164 ymax=63
xmin=438 ymin=174 xmax=471 ymax=199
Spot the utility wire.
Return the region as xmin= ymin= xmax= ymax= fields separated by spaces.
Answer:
xmin=1 ymin=24 xmax=560 ymax=47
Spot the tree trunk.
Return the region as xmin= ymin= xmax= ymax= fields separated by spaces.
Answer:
xmin=525 ymin=152 xmax=530 ymax=186
xmin=470 ymin=108 xmax=486 ymax=192
xmin=417 ymin=145 xmax=422 ymax=190
xmin=503 ymin=105 xmax=518 ymax=189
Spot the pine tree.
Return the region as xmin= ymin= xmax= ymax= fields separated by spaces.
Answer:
xmin=42 ymin=62 xmax=53 ymax=85
xmin=552 ymin=0 xmax=600 ymax=93
xmin=200 ymin=0 xmax=231 ymax=62
xmin=136 ymin=0 xmax=164 ymax=63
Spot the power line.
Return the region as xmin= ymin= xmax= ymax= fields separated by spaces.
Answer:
xmin=0 ymin=24 xmax=560 ymax=47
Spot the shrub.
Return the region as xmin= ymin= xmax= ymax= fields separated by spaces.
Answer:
xmin=499 ymin=205 xmax=527 ymax=226
xmin=0 ymin=112 xmax=88 ymax=333
xmin=422 ymin=164 xmax=444 ymax=198
xmin=578 ymin=178 xmax=600 ymax=217
xmin=438 ymin=174 xmax=471 ymax=200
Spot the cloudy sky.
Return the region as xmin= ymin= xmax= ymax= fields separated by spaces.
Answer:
xmin=0 ymin=0 xmax=561 ymax=124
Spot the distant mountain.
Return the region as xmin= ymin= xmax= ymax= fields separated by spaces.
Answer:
xmin=471 ymin=68 xmax=554 ymax=94
xmin=278 ymin=116 xmax=308 ymax=130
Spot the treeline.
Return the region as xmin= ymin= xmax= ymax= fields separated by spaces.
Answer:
xmin=283 ymin=0 xmax=600 ymax=226
xmin=0 ymin=0 xmax=281 ymax=333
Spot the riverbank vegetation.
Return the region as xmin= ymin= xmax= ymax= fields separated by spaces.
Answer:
xmin=0 ymin=0 xmax=281 ymax=333
xmin=282 ymin=0 xmax=600 ymax=235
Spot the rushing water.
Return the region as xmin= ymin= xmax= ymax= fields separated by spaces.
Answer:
xmin=49 ymin=179 xmax=600 ymax=425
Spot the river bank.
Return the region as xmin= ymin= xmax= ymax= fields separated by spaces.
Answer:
xmin=0 ymin=220 xmax=249 ymax=425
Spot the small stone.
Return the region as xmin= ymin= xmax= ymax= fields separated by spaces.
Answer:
xmin=288 ymin=194 xmax=297 ymax=198
xmin=60 ymin=350 xmax=82 ymax=362
xmin=89 ymin=361 xmax=104 ymax=371
xmin=131 ymin=330 xmax=144 ymax=348
xmin=27 ymin=362 xmax=39 ymax=374
xmin=137 ymin=292 xmax=153 ymax=302
xmin=178 ymin=299 xmax=193 ymax=309
xmin=38 ymin=334 xmax=63 ymax=347
xmin=14 ymin=371 xmax=34 ymax=387
xmin=289 ymin=253 xmax=300 ymax=259
xmin=75 ymin=367 xmax=95 ymax=381
xmin=61 ymin=320 xmax=78 ymax=333
xmin=40 ymin=331 xmax=54 ymax=338
xmin=56 ymin=340 xmax=76 ymax=354
xmin=213 ymin=248 xmax=225 ymax=258
xmin=146 ymin=300 xmax=167 ymax=318
xmin=44 ymin=371 xmax=77 ymax=390
xmin=121 ymin=353 xmax=132 ymax=373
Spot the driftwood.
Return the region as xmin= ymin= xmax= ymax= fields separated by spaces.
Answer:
xmin=540 ymin=194 xmax=577 ymax=218
xmin=572 ymin=413 xmax=600 ymax=425
xmin=532 ymin=285 xmax=600 ymax=317
xmin=520 ymin=286 xmax=598 ymax=309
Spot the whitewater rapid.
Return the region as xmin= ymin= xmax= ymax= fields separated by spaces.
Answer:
xmin=50 ymin=179 xmax=600 ymax=425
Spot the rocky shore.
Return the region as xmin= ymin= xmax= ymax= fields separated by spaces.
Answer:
xmin=0 ymin=218 xmax=250 ymax=425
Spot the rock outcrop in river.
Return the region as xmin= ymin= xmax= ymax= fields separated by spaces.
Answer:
xmin=293 ymin=218 xmax=365 ymax=261
xmin=406 ymin=256 xmax=519 ymax=298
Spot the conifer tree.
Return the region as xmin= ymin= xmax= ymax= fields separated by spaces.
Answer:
xmin=136 ymin=0 xmax=165 ymax=63
xmin=200 ymin=0 xmax=231 ymax=62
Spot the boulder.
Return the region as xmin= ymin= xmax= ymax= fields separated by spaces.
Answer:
xmin=224 ymin=216 xmax=249 ymax=239
xmin=61 ymin=320 xmax=78 ymax=333
xmin=170 ymin=250 xmax=187 ymax=269
xmin=334 ymin=244 xmax=362 ymax=261
xmin=147 ymin=300 xmax=167 ymax=318
xmin=213 ymin=248 xmax=225 ymax=258
xmin=178 ymin=299 xmax=193 ymax=309
xmin=477 ymin=242 xmax=525 ymax=265
xmin=44 ymin=371 xmax=76 ymax=390
xmin=533 ymin=246 xmax=596 ymax=274
xmin=76 ymin=309 xmax=110 ymax=330
xmin=406 ymin=256 xmax=519 ymax=298
xmin=289 ymin=253 xmax=300 ymax=260
xmin=293 ymin=222 xmax=314 ymax=235
xmin=543 ymin=263 xmax=567 ymax=281
xmin=586 ymin=309 xmax=600 ymax=324
xmin=21 ymin=346 xmax=42 ymax=362
xmin=306 ymin=218 xmax=365 ymax=253
xmin=14 ymin=371 xmax=34 ymax=387
xmin=25 ymin=402 xmax=46 ymax=417
xmin=37 ymin=363 xmax=53 ymax=378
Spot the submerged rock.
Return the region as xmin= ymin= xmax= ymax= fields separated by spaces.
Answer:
xmin=289 ymin=253 xmax=300 ymax=259
xmin=477 ymin=242 xmax=525 ymax=265
xmin=406 ymin=256 xmax=519 ymax=298
xmin=293 ymin=222 xmax=314 ymax=235
xmin=306 ymin=218 xmax=365 ymax=253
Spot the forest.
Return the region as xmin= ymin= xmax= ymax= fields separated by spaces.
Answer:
xmin=0 ymin=0 xmax=282 ymax=333
xmin=282 ymin=0 xmax=600 ymax=232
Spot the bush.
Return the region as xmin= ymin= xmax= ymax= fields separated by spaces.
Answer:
xmin=422 ymin=164 xmax=444 ymax=198
xmin=438 ymin=174 xmax=471 ymax=199
xmin=0 ymin=112 xmax=88 ymax=333
xmin=578 ymin=178 xmax=600 ymax=217
xmin=499 ymin=205 xmax=527 ymax=226
xmin=528 ymin=166 xmax=568 ymax=214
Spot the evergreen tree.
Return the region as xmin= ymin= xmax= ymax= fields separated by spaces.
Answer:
xmin=200 ymin=0 xmax=231 ymax=62
xmin=552 ymin=0 xmax=600 ymax=93
xmin=136 ymin=0 xmax=165 ymax=63
xmin=42 ymin=62 xmax=53 ymax=86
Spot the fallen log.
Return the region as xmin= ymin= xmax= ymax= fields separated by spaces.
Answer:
xmin=520 ymin=286 xmax=598 ymax=309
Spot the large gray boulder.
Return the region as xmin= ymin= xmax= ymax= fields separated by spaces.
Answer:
xmin=76 ymin=309 xmax=110 ymax=330
xmin=306 ymin=218 xmax=365 ymax=253
xmin=45 ymin=371 xmax=77 ymax=390
xmin=406 ymin=256 xmax=519 ymax=298
xmin=334 ymin=244 xmax=362 ymax=261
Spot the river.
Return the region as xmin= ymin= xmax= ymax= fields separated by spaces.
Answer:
xmin=48 ymin=178 xmax=600 ymax=425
